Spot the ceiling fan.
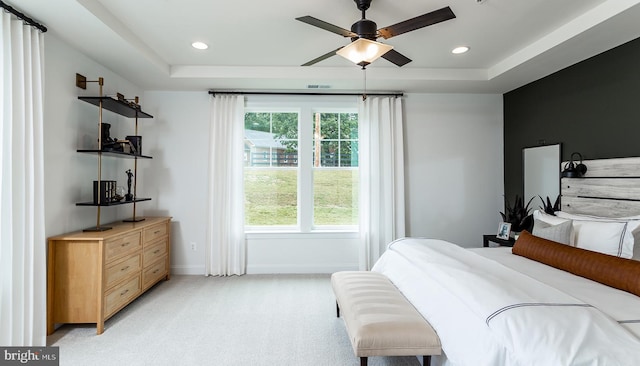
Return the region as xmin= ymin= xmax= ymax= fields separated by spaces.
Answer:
xmin=296 ymin=0 xmax=456 ymax=67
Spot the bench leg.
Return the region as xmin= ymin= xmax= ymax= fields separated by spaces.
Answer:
xmin=424 ymin=355 xmax=431 ymax=365
xmin=336 ymin=301 xmax=340 ymax=317
xmin=360 ymin=357 xmax=367 ymax=366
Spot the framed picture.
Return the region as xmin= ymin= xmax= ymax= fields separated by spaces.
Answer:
xmin=497 ymin=222 xmax=511 ymax=240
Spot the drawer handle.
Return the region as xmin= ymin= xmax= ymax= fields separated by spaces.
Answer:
xmin=121 ymin=242 xmax=130 ymax=247
xmin=153 ymin=249 xmax=160 ymax=254
xmin=121 ymin=266 xmax=130 ymax=271
xmin=154 ymin=230 xmax=161 ymax=234
xmin=120 ymin=289 xmax=129 ymax=296
xmin=153 ymin=269 xmax=159 ymax=274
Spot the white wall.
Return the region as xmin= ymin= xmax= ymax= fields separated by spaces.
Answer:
xmin=44 ymin=35 xmax=146 ymax=238
xmin=404 ymin=93 xmax=504 ymax=247
xmin=140 ymin=91 xmax=210 ymax=275
xmin=142 ymin=91 xmax=504 ymax=274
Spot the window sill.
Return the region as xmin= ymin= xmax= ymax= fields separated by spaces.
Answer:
xmin=245 ymin=230 xmax=359 ymax=240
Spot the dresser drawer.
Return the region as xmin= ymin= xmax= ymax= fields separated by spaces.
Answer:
xmin=105 ymin=275 xmax=140 ymax=318
xmin=142 ymin=259 xmax=167 ymax=289
xmin=105 ymin=232 xmax=141 ymax=262
xmin=144 ymin=223 xmax=167 ymax=245
xmin=105 ymin=254 xmax=141 ymax=289
xmin=143 ymin=239 xmax=167 ymax=267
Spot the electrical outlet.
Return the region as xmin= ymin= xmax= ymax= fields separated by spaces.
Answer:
xmin=190 ymin=242 xmax=197 ymax=251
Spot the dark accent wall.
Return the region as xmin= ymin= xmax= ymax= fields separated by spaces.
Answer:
xmin=503 ymin=36 xmax=640 ymax=202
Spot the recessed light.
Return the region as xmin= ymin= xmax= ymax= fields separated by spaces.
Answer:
xmin=452 ymin=46 xmax=469 ymax=54
xmin=192 ymin=41 xmax=208 ymax=50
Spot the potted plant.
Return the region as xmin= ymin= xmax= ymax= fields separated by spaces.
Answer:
xmin=500 ymin=195 xmax=534 ymax=234
xmin=539 ymin=195 xmax=561 ymax=215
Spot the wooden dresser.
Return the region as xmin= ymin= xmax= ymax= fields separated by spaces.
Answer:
xmin=47 ymin=217 xmax=171 ymax=335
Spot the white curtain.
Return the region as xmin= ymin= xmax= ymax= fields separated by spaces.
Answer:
xmin=205 ymin=95 xmax=246 ymax=276
xmin=358 ymin=96 xmax=406 ymax=270
xmin=0 ymin=12 xmax=46 ymax=345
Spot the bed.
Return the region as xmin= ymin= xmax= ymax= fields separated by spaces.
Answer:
xmin=371 ymin=157 xmax=640 ymax=365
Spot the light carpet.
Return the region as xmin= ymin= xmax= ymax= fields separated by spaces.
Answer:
xmin=48 ymin=274 xmax=422 ymax=366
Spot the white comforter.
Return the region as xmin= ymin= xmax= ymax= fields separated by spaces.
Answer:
xmin=371 ymin=238 xmax=640 ymax=366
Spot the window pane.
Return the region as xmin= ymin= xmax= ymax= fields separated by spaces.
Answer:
xmin=340 ymin=140 xmax=358 ymax=167
xmin=245 ymin=112 xmax=271 ymax=132
xmin=318 ymin=113 xmax=339 ymax=139
xmin=314 ymin=168 xmax=359 ymax=226
xmin=340 ymin=113 xmax=358 ymax=139
xmin=318 ymin=140 xmax=339 ymax=167
xmin=245 ymin=169 xmax=297 ymax=226
xmin=245 ymin=143 xmax=299 ymax=167
xmin=272 ymin=113 xmax=299 ymax=140
xmin=313 ymin=111 xmax=358 ymax=226
xmin=245 ymin=112 xmax=299 ymax=226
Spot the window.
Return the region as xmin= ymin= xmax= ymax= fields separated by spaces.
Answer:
xmin=243 ymin=97 xmax=358 ymax=231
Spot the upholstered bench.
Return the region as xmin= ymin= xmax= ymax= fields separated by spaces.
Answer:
xmin=331 ymin=271 xmax=441 ymax=366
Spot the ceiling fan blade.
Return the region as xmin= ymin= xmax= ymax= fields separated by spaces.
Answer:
xmin=377 ymin=6 xmax=456 ymax=39
xmin=296 ymin=16 xmax=357 ymax=38
xmin=381 ymin=49 xmax=412 ymax=67
xmin=301 ymin=47 xmax=344 ymax=66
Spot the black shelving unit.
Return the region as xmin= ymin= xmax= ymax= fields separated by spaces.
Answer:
xmin=78 ymin=96 xmax=153 ymax=118
xmin=77 ymin=149 xmax=153 ymax=159
xmin=76 ymin=75 xmax=154 ymax=231
xmin=76 ymin=198 xmax=152 ymax=207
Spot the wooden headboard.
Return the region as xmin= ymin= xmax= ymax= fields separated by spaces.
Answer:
xmin=561 ymin=157 xmax=640 ymax=217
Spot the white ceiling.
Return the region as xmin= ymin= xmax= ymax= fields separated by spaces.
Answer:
xmin=13 ymin=0 xmax=640 ymax=93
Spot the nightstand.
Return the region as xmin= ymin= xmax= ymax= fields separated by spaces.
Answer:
xmin=483 ymin=234 xmax=516 ymax=247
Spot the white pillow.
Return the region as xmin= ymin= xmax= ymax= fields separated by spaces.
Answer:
xmin=555 ymin=211 xmax=639 ymax=259
xmin=532 ymin=219 xmax=573 ymax=245
xmin=532 ymin=210 xmax=575 ymax=245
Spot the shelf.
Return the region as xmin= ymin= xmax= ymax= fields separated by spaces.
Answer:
xmin=76 ymin=198 xmax=151 ymax=207
xmin=77 ymin=149 xmax=152 ymax=159
xmin=78 ymin=96 xmax=153 ymax=118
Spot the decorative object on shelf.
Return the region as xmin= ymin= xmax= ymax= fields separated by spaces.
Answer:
xmin=125 ymin=169 xmax=134 ymax=201
xmin=93 ymin=180 xmax=116 ymax=204
xmin=116 ymin=139 xmax=132 ymax=153
xmin=128 ymin=96 xmax=140 ymax=110
xmin=125 ymin=135 xmax=142 ymax=155
xmin=100 ymin=122 xmax=118 ymax=151
xmin=497 ymin=222 xmax=511 ymax=240
xmin=539 ymin=194 xmax=561 ymax=215
xmin=500 ymin=195 xmax=534 ymax=233
xmin=113 ymin=186 xmax=125 ymax=202
xmin=561 ymin=152 xmax=587 ymax=178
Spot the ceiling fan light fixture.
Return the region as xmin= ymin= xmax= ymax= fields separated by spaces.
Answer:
xmin=336 ymin=38 xmax=393 ymax=67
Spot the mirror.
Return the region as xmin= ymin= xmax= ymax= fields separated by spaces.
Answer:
xmin=523 ymin=144 xmax=561 ymax=208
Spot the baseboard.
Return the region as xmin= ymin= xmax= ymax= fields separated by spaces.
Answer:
xmin=247 ymin=263 xmax=359 ymax=274
xmin=170 ymin=265 xmax=204 ymax=275
xmin=171 ymin=263 xmax=360 ymax=275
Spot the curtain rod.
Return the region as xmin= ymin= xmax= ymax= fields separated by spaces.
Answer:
xmin=1 ymin=1 xmax=47 ymax=32
xmin=208 ymin=90 xmax=403 ymax=97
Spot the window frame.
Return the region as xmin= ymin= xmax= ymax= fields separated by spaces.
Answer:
xmin=243 ymin=95 xmax=359 ymax=234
